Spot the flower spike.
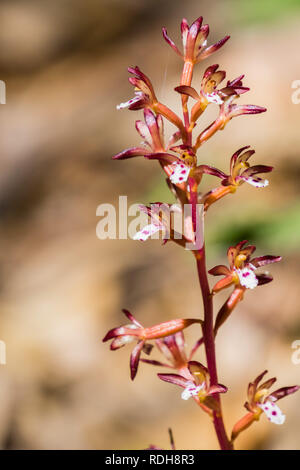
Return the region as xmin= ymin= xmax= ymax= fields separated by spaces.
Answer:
xmin=107 ymin=13 xmax=293 ymax=450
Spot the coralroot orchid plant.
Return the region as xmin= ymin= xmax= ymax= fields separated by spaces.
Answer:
xmin=103 ymin=16 xmax=299 ymax=450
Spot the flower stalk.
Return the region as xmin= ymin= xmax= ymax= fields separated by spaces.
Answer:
xmin=196 ymin=249 xmax=232 ymax=449
xmin=104 ymin=14 xmax=299 ymax=450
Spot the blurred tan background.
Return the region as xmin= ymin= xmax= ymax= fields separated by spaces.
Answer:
xmin=0 ymin=0 xmax=299 ymax=450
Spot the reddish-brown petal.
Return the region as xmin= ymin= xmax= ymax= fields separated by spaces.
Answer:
xmin=155 ymin=338 xmax=175 ymax=364
xmin=128 ymin=66 xmax=155 ymax=96
xmin=209 ymin=384 xmax=228 ymax=395
xmin=162 ymin=333 xmax=187 ymax=368
xmin=174 ymin=331 xmax=187 ymax=357
xmin=227 ymin=245 xmax=238 ymax=268
xmin=143 ymin=108 xmax=164 ymax=151
xmin=230 ymin=146 xmax=251 ymax=174
xmin=253 ymin=370 xmax=268 ymax=389
xmin=140 ymin=358 xmax=171 ymax=368
xmin=157 ymin=373 xmax=189 ymax=388
xmin=202 ymin=64 xmax=219 ymax=79
xmin=128 ymin=77 xmax=151 ymax=95
xmin=202 ymin=68 xmax=226 ymax=95
xmin=212 ymin=274 xmax=234 ymax=293
xmin=186 ymin=17 xmax=204 ymax=60
xmin=145 ymin=152 xmax=180 ymax=165
xmin=189 ymin=16 xmax=203 ymax=37
xmin=234 ymin=240 xmax=249 ymax=253
xmin=269 ymin=385 xmax=300 ymax=402
xmin=129 ymin=97 xmax=150 ymax=111
xmin=102 ymin=325 xmax=141 ymax=342
xmin=189 ymin=337 xmax=204 ymax=359
xmin=247 ymin=382 xmax=256 ymax=404
xmin=195 ymin=165 xmax=227 ymax=179
xmin=230 ymin=104 xmax=267 ymax=118
xmin=197 ymin=35 xmax=230 ymax=61
xmin=174 ymin=85 xmax=200 ymax=100
xmin=112 ymin=147 xmax=150 ymax=160
xmin=135 ymin=120 xmax=152 ymax=144
xmin=250 ymin=255 xmax=281 ymax=268
xmin=208 ymin=265 xmax=231 ymax=276
xmin=240 ymin=244 xmax=256 ymax=259
xmin=228 ymin=75 xmax=245 ymax=87
xmin=256 ymin=273 xmax=273 ymax=286
xmin=162 ymin=28 xmax=182 ymax=57
xmin=242 ymin=165 xmax=273 ymax=178
xmin=110 ymin=337 xmax=127 ymax=350
xmin=130 ymin=340 xmax=145 ymax=380
xmin=237 ymin=149 xmax=255 ymax=164
xmin=167 ymin=131 xmax=181 ymax=149
xmin=188 ymin=360 xmax=208 ymax=378
xmin=258 ymin=377 xmax=277 ymax=391
xmin=122 ymin=308 xmax=143 ymax=327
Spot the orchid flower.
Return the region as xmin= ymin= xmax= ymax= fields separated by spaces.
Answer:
xmin=113 ymin=109 xmax=167 ymax=159
xmin=202 ymin=146 xmax=273 ymax=210
xmin=162 ymin=16 xmax=229 ymax=64
xmin=209 ymin=240 xmax=281 ymax=293
xmin=194 ymin=78 xmax=266 ymax=149
xmin=158 ymin=361 xmax=227 ymax=412
xmin=103 ymin=309 xmax=200 ymax=380
xmin=175 ymin=66 xmax=249 ymax=123
xmin=117 ymin=66 xmax=157 ymax=111
xmin=232 ymin=371 xmax=299 ymax=441
xmin=220 ymin=146 xmax=273 ymax=189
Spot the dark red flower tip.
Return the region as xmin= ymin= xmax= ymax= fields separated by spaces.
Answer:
xmin=130 ymin=340 xmax=145 ymax=380
xmin=102 ymin=328 xmax=120 ymax=343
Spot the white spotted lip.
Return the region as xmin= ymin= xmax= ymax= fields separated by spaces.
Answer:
xmin=170 ymin=162 xmax=191 ymax=185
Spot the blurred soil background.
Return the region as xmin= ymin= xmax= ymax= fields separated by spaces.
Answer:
xmin=0 ymin=0 xmax=299 ymax=449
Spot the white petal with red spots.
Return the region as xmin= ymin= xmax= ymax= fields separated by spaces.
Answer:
xmin=116 ymin=92 xmax=143 ymax=110
xmin=133 ymin=223 xmax=161 ymax=241
xmin=258 ymin=401 xmax=286 ymax=425
xmin=181 ymin=382 xmax=205 ymax=400
xmin=243 ymin=176 xmax=269 ymax=188
xmin=236 ymin=267 xmax=258 ymax=289
xmin=206 ymin=92 xmax=223 ymax=105
xmin=169 ymin=162 xmax=190 ymax=185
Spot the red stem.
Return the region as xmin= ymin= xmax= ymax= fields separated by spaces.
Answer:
xmin=190 ymin=185 xmax=232 ymax=450
xmin=181 ymin=54 xmax=232 ymax=448
xmin=196 ymin=252 xmax=233 ymax=450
